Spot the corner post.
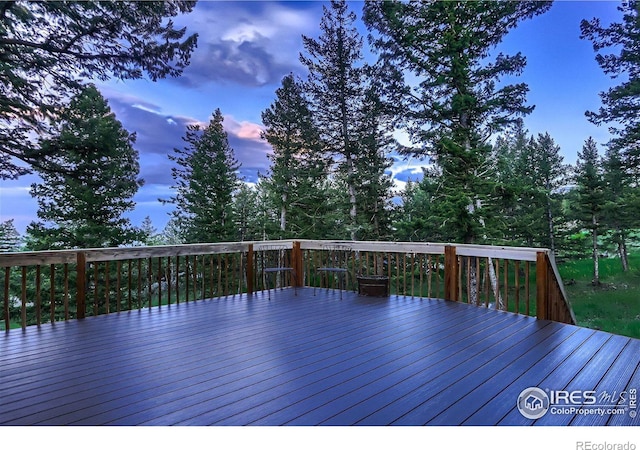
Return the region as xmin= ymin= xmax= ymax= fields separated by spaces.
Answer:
xmin=536 ymin=251 xmax=548 ymax=320
xmin=246 ymin=244 xmax=254 ymax=294
xmin=444 ymin=245 xmax=459 ymax=301
xmin=76 ymin=252 xmax=86 ymax=319
xmin=292 ymin=241 xmax=303 ymax=287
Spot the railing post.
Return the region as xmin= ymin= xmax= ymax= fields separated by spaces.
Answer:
xmin=292 ymin=241 xmax=303 ymax=287
xmin=76 ymin=252 xmax=86 ymax=320
xmin=536 ymin=251 xmax=548 ymax=321
xmin=444 ymin=245 xmax=458 ymax=301
xmin=246 ymin=244 xmax=254 ymax=294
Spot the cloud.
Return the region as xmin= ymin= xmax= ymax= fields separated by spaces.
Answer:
xmin=223 ymin=115 xmax=272 ymax=182
xmin=103 ymin=91 xmax=272 ymax=187
xmin=170 ymin=1 xmax=321 ymax=87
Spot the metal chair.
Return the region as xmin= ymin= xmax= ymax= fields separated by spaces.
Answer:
xmin=315 ymin=244 xmax=352 ymax=300
xmin=261 ymin=244 xmax=297 ymax=300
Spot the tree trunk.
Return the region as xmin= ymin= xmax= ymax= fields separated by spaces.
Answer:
xmin=621 ymin=239 xmax=629 ymax=272
xmin=347 ymin=153 xmax=357 ymax=241
xmin=592 ymin=214 xmax=599 ymax=285
xmin=616 ymin=228 xmax=629 ymax=272
xmin=487 ymin=258 xmax=504 ymax=309
xmin=280 ymin=193 xmax=287 ymax=234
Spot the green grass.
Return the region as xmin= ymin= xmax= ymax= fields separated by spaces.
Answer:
xmin=558 ymin=253 xmax=640 ymax=339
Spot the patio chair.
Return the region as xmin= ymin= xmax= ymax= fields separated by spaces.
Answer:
xmin=261 ymin=244 xmax=297 ymax=300
xmin=314 ymin=243 xmax=352 ymax=300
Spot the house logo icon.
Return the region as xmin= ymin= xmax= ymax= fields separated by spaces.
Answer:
xmin=517 ymin=387 xmax=550 ymax=419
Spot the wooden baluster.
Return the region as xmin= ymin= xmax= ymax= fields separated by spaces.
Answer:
xmin=64 ymin=263 xmax=69 ymax=320
xmin=209 ymin=254 xmax=215 ymax=298
xmin=92 ymin=263 xmax=99 ymax=316
xmin=175 ymin=256 xmax=180 ymax=304
xmin=76 ymin=253 xmax=86 ymax=320
xmin=426 ymin=255 xmax=432 ymax=298
xmin=503 ymin=259 xmax=508 ymax=312
xmin=484 ymin=258 xmax=490 ymax=307
xmin=217 ymin=254 xmax=222 ymax=296
xmin=157 ymin=257 xmax=162 ymax=308
xmin=127 ymin=259 xmax=133 ymax=310
xmin=116 ymin=261 xmax=122 ymax=313
xmin=147 ymin=257 xmax=152 ymax=308
xmin=193 ymin=254 xmax=199 ymax=299
xmin=51 ymin=264 xmax=56 ymax=323
xmin=104 ymin=261 xmax=109 ymax=315
xmin=185 ymin=255 xmax=190 ymax=303
xmin=21 ymin=266 xmax=26 ymax=329
xmin=137 ymin=259 xmax=142 ymax=310
xmin=525 ymin=261 xmax=530 ymax=317
xmin=36 ymin=266 xmax=42 ymax=325
xmin=246 ymin=244 xmax=254 ymax=294
xmin=225 ymin=254 xmax=229 ymax=295
xmin=410 ymin=253 xmax=415 ymax=298
xmin=3 ymin=267 xmax=9 ymax=330
xmin=167 ymin=256 xmax=172 ymax=306
xmin=514 ymin=261 xmax=520 ymax=315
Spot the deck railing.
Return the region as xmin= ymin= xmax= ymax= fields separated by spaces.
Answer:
xmin=0 ymin=240 xmax=575 ymax=331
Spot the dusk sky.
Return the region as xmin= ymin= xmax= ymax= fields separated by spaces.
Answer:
xmin=0 ymin=1 xmax=625 ymax=236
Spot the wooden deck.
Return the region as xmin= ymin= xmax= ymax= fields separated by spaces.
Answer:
xmin=1 ymin=288 xmax=638 ymax=426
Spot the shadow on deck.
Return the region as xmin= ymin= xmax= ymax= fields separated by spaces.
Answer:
xmin=1 ymin=288 xmax=638 ymax=426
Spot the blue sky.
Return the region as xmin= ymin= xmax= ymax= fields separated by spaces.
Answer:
xmin=0 ymin=1 xmax=625 ymax=236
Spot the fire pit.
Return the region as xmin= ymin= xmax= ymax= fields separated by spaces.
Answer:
xmin=357 ymin=275 xmax=389 ymax=297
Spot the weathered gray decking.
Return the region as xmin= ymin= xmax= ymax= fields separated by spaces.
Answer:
xmin=1 ymin=287 xmax=639 ymax=426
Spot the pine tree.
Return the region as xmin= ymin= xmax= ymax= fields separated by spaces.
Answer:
xmin=300 ymin=0 xmax=368 ymax=240
xmin=394 ymin=169 xmax=442 ymax=242
xmin=233 ymin=183 xmax=270 ymax=242
xmin=573 ymin=137 xmax=605 ymax=285
xmin=261 ymin=74 xmax=329 ymax=239
xmin=492 ymin=121 xmax=533 ymax=245
xmin=353 ymin=86 xmax=395 ymax=240
xmin=364 ymin=1 xmax=551 ymax=244
xmin=531 ymin=132 xmax=566 ymax=253
xmin=601 ymin=145 xmax=638 ymax=271
xmin=139 ymin=216 xmax=163 ymax=246
xmin=581 ymin=1 xmax=640 ymax=177
xmin=27 ymin=85 xmax=142 ymax=250
xmin=164 ymin=109 xmax=241 ymax=243
xmin=0 ymin=219 xmax=21 ymax=252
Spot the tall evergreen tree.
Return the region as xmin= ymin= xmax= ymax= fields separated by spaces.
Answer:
xmin=353 ymin=86 xmax=395 ymax=240
xmin=492 ymin=121 xmax=533 ymax=245
xmin=261 ymin=74 xmax=329 ymax=239
xmin=601 ymin=145 xmax=638 ymax=271
xmin=164 ymin=109 xmax=241 ymax=243
xmin=139 ymin=216 xmax=163 ymax=246
xmin=233 ymin=183 xmax=269 ymax=242
xmin=573 ymin=137 xmax=605 ymax=285
xmin=0 ymin=1 xmax=198 ymax=179
xmin=531 ymin=132 xmax=566 ymax=254
xmin=0 ymin=219 xmax=21 ymax=252
xmin=581 ymin=1 xmax=640 ymax=178
xmin=300 ymin=0 xmax=369 ymax=240
xmin=27 ymin=85 xmax=142 ymax=250
xmin=364 ymin=1 xmax=551 ymax=244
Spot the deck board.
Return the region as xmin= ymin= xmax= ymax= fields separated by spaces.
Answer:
xmin=1 ymin=288 xmax=638 ymax=426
